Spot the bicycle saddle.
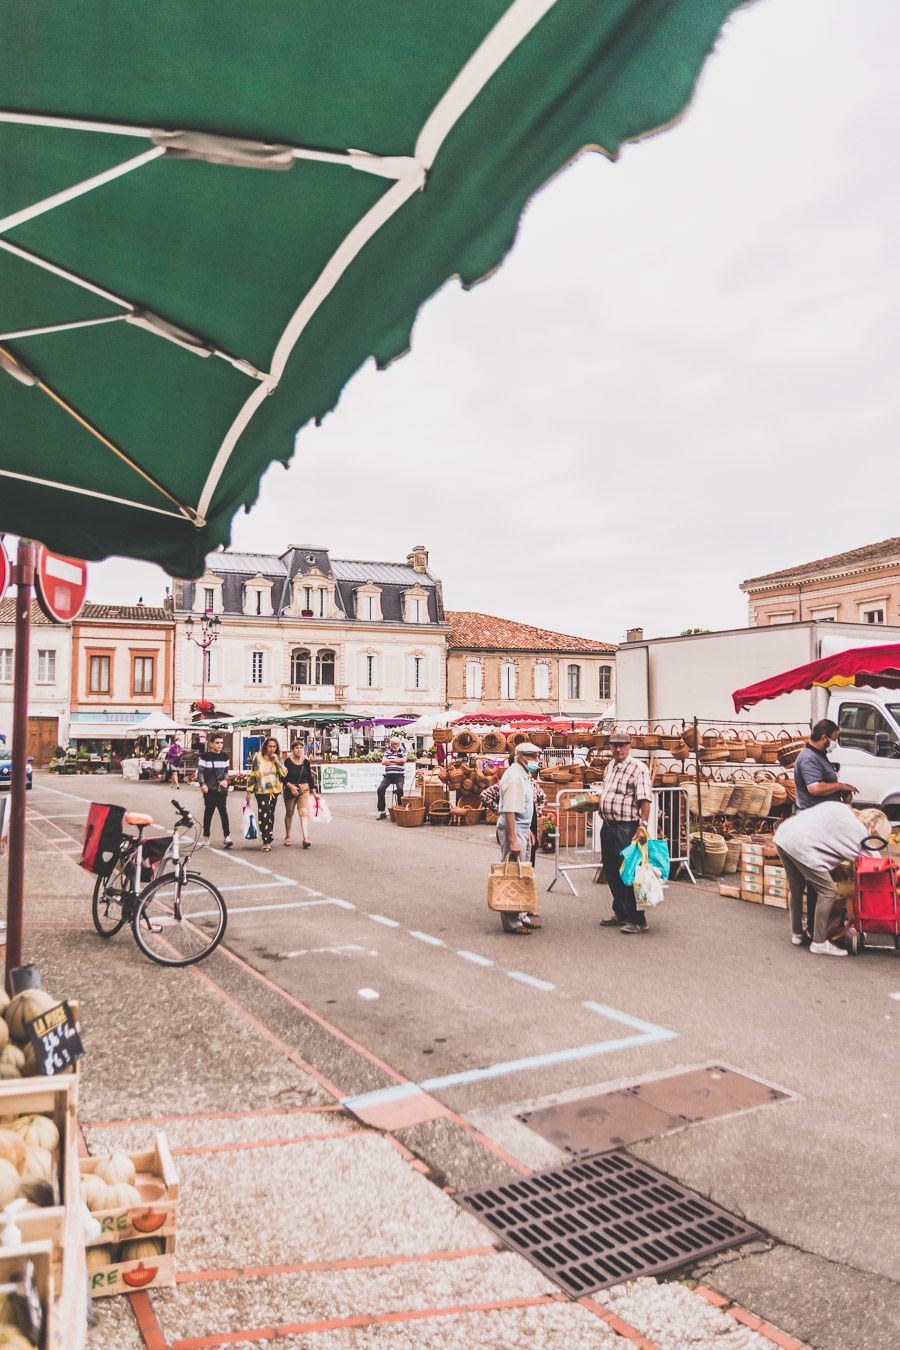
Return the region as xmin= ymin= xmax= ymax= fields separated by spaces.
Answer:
xmin=124 ymin=812 xmax=154 ymax=827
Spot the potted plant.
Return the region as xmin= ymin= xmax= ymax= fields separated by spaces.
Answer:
xmin=539 ymin=817 xmax=557 ymax=854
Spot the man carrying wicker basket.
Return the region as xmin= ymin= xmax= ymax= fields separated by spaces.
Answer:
xmin=496 ymin=742 xmax=543 ymax=935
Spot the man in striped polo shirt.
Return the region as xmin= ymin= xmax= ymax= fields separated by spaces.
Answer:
xmin=597 ymin=731 xmax=653 ymax=933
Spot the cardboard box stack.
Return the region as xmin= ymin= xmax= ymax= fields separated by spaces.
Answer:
xmin=740 ymin=841 xmax=765 ymax=902
xmin=763 ymin=861 xmax=788 ymax=908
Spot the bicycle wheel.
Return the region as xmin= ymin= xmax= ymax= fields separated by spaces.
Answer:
xmin=132 ymin=871 xmax=227 ymax=967
xmin=92 ymin=871 xmax=130 ymax=938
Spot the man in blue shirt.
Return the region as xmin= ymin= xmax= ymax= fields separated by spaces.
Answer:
xmin=794 ymin=721 xmax=857 ymax=811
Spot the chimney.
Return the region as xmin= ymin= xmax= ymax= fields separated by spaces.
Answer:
xmin=407 ymin=545 xmax=429 ymax=574
xmin=626 ymin=626 xmax=644 ymax=643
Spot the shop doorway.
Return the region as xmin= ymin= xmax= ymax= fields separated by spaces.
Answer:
xmin=27 ymin=717 xmax=58 ymax=766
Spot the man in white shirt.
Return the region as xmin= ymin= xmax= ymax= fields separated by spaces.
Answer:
xmin=496 ymin=742 xmax=541 ymax=935
xmin=774 ymin=801 xmax=868 ymax=956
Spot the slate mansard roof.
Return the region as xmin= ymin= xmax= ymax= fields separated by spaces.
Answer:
xmin=181 ymin=549 xmax=444 ymax=623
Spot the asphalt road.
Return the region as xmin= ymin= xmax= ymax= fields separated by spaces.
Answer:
xmin=21 ymin=772 xmax=900 ymax=1347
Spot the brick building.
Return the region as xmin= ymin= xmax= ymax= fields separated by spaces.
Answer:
xmin=447 ymin=612 xmax=616 ymax=718
xmin=741 ymin=538 xmax=900 ymax=627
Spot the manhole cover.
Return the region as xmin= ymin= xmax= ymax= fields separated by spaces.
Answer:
xmin=456 ymin=1150 xmax=759 ymax=1296
xmin=518 ymin=1065 xmax=789 ymax=1155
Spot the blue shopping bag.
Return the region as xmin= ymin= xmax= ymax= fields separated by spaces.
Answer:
xmin=620 ymin=836 xmax=670 ymax=884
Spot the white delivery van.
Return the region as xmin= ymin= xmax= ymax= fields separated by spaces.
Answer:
xmin=616 ymin=621 xmax=900 ymax=818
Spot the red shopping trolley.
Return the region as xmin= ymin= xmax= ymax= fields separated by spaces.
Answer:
xmin=847 ymin=835 xmax=900 ymax=954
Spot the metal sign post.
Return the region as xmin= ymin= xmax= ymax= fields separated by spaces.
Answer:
xmin=5 ymin=539 xmax=37 ymax=992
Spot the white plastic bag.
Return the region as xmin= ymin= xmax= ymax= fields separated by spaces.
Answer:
xmin=634 ymin=863 xmax=665 ymax=908
xmin=311 ymin=794 xmax=332 ymax=824
xmin=242 ymin=803 xmax=257 ymax=840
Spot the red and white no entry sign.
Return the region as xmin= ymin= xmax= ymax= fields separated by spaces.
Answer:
xmin=35 ymin=547 xmax=88 ymax=623
xmin=0 ymin=540 xmax=8 ymax=606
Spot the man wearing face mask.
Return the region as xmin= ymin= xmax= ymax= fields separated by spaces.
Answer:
xmin=597 ymin=731 xmax=654 ymax=934
xmin=496 ymin=742 xmax=542 ymax=935
xmin=794 ymin=720 xmax=857 ymax=811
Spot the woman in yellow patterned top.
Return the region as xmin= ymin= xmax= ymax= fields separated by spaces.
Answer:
xmin=245 ymin=737 xmax=287 ymax=851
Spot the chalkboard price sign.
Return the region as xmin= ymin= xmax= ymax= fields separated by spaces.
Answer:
xmin=27 ymin=1001 xmax=85 ymax=1076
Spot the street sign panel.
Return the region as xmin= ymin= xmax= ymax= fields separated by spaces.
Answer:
xmin=0 ymin=540 xmax=8 ymax=605
xmin=35 ymin=547 xmax=87 ymax=623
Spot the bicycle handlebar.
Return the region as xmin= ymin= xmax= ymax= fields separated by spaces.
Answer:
xmin=171 ymin=799 xmax=194 ymax=826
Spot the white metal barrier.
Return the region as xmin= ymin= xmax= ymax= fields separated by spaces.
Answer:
xmin=548 ymin=785 xmax=694 ymax=895
xmin=653 ymin=786 xmax=694 ymax=883
xmin=547 ymin=788 xmax=603 ymax=896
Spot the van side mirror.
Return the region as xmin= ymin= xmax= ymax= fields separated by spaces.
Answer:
xmin=873 ymin=731 xmax=898 ymax=758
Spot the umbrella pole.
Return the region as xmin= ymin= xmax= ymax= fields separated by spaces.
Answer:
xmin=5 ymin=539 xmax=37 ymax=993
xmin=693 ymin=715 xmax=706 ymax=879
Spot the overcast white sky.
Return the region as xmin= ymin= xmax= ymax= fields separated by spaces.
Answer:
xmin=85 ymin=0 xmax=900 ymax=642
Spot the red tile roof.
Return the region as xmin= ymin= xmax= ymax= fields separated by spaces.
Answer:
xmin=447 ymin=611 xmax=615 ymax=654
xmin=78 ymin=604 xmax=171 ymax=622
xmin=741 ymin=537 xmax=900 ymax=589
xmin=0 ymin=599 xmax=56 ymax=625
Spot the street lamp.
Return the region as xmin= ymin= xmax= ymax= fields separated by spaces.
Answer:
xmin=184 ymin=612 xmax=221 ymax=709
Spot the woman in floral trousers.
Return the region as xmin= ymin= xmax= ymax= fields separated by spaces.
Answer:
xmin=245 ymin=738 xmax=287 ymax=851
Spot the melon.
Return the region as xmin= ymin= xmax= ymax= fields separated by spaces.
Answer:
xmin=80 ymin=1173 xmax=107 ymax=1212
xmin=0 ymin=1159 xmax=19 ymax=1207
xmin=0 ymin=1329 xmax=37 ymax=1350
xmin=0 ymin=1046 xmax=25 ymax=1071
xmin=0 ymin=1291 xmax=27 ymax=1333
xmin=94 ymin=1151 xmax=136 ymax=1186
xmin=85 ymin=1245 xmax=113 ymax=1273
xmin=0 ymin=1020 xmax=9 ymax=1053
xmin=4 ymin=989 xmax=57 ymax=1045
xmin=0 ymin=1067 xmax=20 ymax=1081
xmin=10 ymin=1115 xmax=58 ymax=1154
xmin=0 ymin=990 xmax=9 ymax=1016
xmin=0 ymin=1131 xmax=26 ymax=1174
xmin=19 ymin=1046 xmax=37 ymax=1079
xmin=17 ymin=1176 xmax=55 ymax=1208
xmin=120 ymin=1238 xmax=164 ymax=1261
xmin=100 ymin=1182 xmax=141 ymax=1211
xmin=21 ymin=1147 xmax=53 ymax=1182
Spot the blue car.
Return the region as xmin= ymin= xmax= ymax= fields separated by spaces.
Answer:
xmin=0 ymin=738 xmax=32 ymax=790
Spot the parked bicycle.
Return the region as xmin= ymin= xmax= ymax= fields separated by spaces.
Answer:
xmin=85 ymin=800 xmax=227 ymax=967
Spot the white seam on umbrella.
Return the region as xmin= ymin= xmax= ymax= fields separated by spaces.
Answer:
xmin=0 ymin=146 xmax=165 ymax=235
xmin=195 ymin=0 xmax=560 ymax=523
xmin=0 ymin=468 xmax=188 ymax=519
xmin=0 ymin=315 xmax=126 ymax=341
xmin=0 ymin=239 xmax=268 ymax=379
xmin=0 ymin=238 xmax=134 ymax=308
xmin=0 ymin=110 xmax=417 ymax=180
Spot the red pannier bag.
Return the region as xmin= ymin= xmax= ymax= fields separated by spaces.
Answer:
xmin=80 ymin=803 xmax=126 ymax=876
xmin=854 ymin=837 xmax=900 ymax=936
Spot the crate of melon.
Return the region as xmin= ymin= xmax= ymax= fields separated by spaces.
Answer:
xmin=80 ymin=1134 xmax=178 ymax=1298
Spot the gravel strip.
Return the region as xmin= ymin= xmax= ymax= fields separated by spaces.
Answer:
xmin=83 ymin=1109 xmax=355 ymax=1153
xmin=86 ymin=1295 xmax=145 ymax=1349
xmin=597 ymin=1277 xmax=775 ymax=1348
xmin=275 ymin=1302 xmax=622 ymax=1347
xmin=174 ymin=1133 xmax=487 ymax=1270
xmin=151 ymin=1252 xmax=554 ymax=1341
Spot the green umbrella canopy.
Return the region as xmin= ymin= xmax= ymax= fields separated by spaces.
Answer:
xmin=1 ymin=0 xmax=743 ymax=576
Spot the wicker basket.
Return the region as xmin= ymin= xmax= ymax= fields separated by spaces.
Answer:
xmin=506 ymin=730 xmax=529 ymax=749
xmin=723 ymin=734 xmax=748 ymax=763
xmin=777 ymin=738 xmax=806 ymax=767
xmin=453 ymin=730 xmax=481 ymax=754
xmin=643 ymin=726 xmax=663 ymax=750
xmin=724 ymin=838 xmax=742 ymax=872
xmin=701 ymin=727 xmax=724 ymax=747
xmin=698 ymin=745 xmax=730 ymax=764
xmin=465 ymin=806 xmax=485 ymax=825
xmin=551 ymin=733 xmax=568 ymax=748
xmin=754 ymin=731 xmax=779 ymax=764
xmin=484 ymin=808 xmax=499 ymax=825
xmin=529 ymin=730 xmax=551 ymax=748
xmin=659 ymin=725 xmax=686 ymax=752
xmin=695 ymin=833 xmax=728 ymax=876
xmin=480 ymin=730 xmax=507 ymax=753
xmin=394 ymin=804 xmax=426 ymax=827
xmin=423 ymin=782 xmax=448 ymax=810
xmin=432 ymin=726 xmax=453 ymax=743
xmin=428 ymin=801 xmax=452 ymax=824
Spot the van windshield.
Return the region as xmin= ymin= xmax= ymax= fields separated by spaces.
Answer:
xmin=887 ymin=705 xmax=900 ymax=730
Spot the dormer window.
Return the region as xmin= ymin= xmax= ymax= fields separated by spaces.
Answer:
xmin=356 ymin=584 xmax=382 ymax=622
xmin=403 ymin=585 xmax=430 ymax=624
xmin=193 ymin=572 xmax=223 ymax=615
xmin=292 ymin=572 xmax=336 ymax=618
xmin=243 ymin=575 xmax=273 ymax=617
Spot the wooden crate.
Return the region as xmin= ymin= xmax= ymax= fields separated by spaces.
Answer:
xmin=87 ymin=1236 xmax=176 ymax=1300
xmin=81 ymin=1133 xmax=178 ymax=1247
xmin=0 ymin=1239 xmax=54 ymax=1350
xmin=0 ymin=1078 xmax=79 ymax=1287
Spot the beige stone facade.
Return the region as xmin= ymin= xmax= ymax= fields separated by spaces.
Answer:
xmin=446 ymin=612 xmax=615 ymax=718
xmin=741 ymin=538 xmax=900 ymax=628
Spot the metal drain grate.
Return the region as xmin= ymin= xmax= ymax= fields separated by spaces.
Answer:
xmin=456 ymin=1150 xmax=759 ymax=1296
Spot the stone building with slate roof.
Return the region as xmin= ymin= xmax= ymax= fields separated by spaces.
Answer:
xmin=170 ymin=545 xmax=448 ymax=726
xmin=740 ymin=537 xmax=900 ymax=628
xmin=446 ymin=612 xmax=616 ymax=719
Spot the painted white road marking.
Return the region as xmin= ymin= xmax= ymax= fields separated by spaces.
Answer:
xmin=457 ymin=950 xmax=494 ymax=967
xmin=369 ymin=914 xmax=400 ymax=927
xmin=279 ymin=943 xmax=378 ymax=959
xmin=358 ymin=988 xmax=380 ymax=1000
xmin=409 ymin=930 xmax=445 ymax=947
xmin=507 ymin=970 xmax=556 ymax=991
